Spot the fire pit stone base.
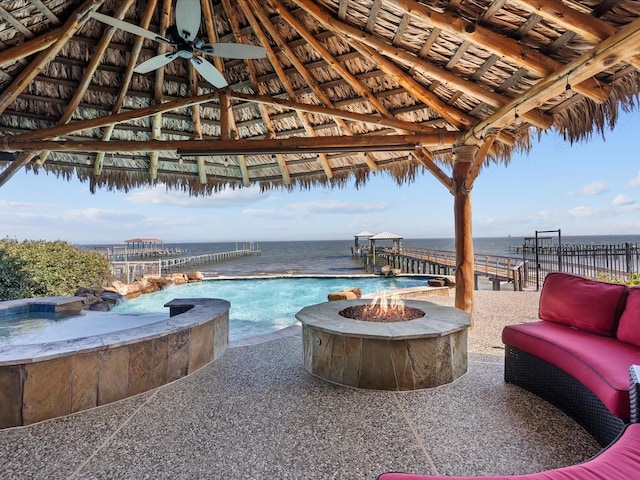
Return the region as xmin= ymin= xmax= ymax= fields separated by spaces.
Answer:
xmin=296 ymin=299 xmax=470 ymax=391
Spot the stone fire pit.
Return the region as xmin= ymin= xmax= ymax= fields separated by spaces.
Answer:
xmin=296 ymin=299 xmax=470 ymax=391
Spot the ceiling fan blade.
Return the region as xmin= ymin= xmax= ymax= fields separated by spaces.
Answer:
xmin=91 ymin=12 xmax=172 ymax=45
xmin=134 ymin=52 xmax=179 ymax=74
xmin=200 ymin=43 xmax=267 ymax=59
xmin=190 ymin=57 xmax=228 ymax=88
xmin=175 ymin=0 xmax=202 ymax=43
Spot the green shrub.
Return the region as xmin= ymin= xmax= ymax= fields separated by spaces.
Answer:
xmin=596 ymin=271 xmax=640 ymax=286
xmin=0 ymin=239 xmax=113 ymax=301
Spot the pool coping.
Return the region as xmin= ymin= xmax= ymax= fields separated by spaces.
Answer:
xmin=0 ymin=297 xmax=229 ymax=366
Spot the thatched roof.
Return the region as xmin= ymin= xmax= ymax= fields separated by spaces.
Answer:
xmin=1 ymin=0 xmax=639 ymax=196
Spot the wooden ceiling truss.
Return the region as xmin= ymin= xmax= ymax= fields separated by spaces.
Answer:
xmin=1 ymin=0 xmax=639 ymax=313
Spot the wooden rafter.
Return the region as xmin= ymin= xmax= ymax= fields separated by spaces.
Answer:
xmin=4 ymin=134 xmax=458 ymax=155
xmin=389 ymin=0 xmax=610 ymax=103
xmin=0 ymin=29 xmax=62 ymax=68
xmin=220 ymin=0 xmax=290 ymax=186
xmin=8 ymin=92 xmax=221 ymax=143
xmin=93 ymin=0 xmax=158 ymax=177
xmin=242 ymin=0 xmax=335 ymax=179
xmin=0 ymin=0 xmax=106 ymax=114
xmin=466 ymin=16 xmax=640 ymax=143
xmin=225 ymin=92 xmax=442 ymax=134
xmin=292 ymin=0 xmax=553 ymax=131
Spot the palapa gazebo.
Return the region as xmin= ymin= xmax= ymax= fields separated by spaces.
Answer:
xmin=1 ymin=1 xmax=639 ymax=315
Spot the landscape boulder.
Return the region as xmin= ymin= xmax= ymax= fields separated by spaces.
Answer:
xmin=327 ymin=287 xmax=362 ymax=301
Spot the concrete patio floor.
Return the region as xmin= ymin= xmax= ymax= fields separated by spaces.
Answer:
xmin=0 ymin=291 xmax=600 ymax=479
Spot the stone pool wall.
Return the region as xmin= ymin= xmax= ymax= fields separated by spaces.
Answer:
xmin=0 ymin=297 xmax=229 ymax=429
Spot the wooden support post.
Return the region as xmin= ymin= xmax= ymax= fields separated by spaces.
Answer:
xmin=453 ymin=145 xmax=477 ymax=320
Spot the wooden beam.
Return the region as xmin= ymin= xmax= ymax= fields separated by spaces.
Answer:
xmin=269 ymin=0 xmax=395 ymax=123
xmin=389 ymin=0 xmax=610 ymax=103
xmin=0 ymin=5 xmax=34 ymax=39
xmin=510 ymin=0 xmax=615 ymax=43
xmin=464 ymin=135 xmax=497 ymax=191
xmin=411 ymin=149 xmax=453 ymax=192
xmin=291 ymin=0 xmax=553 ymax=130
xmin=241 ymin=0 xmax=335 ymax=179
xmin=466 ymin=16 xmax=640 ymax=142
xmin=10 ymin=92 xmax=221 ymax=142
xmin=5 ymin=134 xmax=458 ymax=154
xmin=0 ymin=28 xmax=61 ymax=68
xmin=226 ymin=91 xmax=447 ymax=134
xmin=93 ymin=0 xmax=158 ymax=177
xmin=0 ymin=0 xmax=106 ymax=115
xmin=222 ymin=0 xmax=281 ymax=185
xmin=0 ymin=152 xmax=37 ymax=188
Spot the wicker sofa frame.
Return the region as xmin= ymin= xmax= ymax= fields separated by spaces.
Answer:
xmin=504 ymin=346 xmax=626 ymax=447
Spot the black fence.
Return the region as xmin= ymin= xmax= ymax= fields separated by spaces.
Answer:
xmin=520 ymin=243 xmax=640 ymax=289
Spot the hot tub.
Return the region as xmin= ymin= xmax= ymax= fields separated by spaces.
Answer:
xmin=0 ymin=296 xmax=229 ymax=428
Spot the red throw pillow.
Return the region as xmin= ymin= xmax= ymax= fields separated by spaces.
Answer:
xmin=617 ymin=287 xmax=640 ymax=347
xmin=539 ymin=273 xmax=627 ymax=336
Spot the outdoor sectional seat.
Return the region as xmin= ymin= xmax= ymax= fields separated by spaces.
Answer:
xmin=503 ymin=272 xmax=640 ymax=447
xmin=377 ymin=423 xmax=640 ymax=479
xmin=378 ymin=272 xmax=640 ymax=479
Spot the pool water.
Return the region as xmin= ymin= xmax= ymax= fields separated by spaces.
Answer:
xmin=0 ymin=311 xmax=168 ymax=347
xmin=111 ymin=276 xmax=432 ymax=340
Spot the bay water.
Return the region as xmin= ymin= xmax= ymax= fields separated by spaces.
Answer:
xmin=117 ymin=234 xmax=640 ymax=277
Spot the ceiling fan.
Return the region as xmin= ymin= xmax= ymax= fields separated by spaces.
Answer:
xmin=90 ymin=0 xmax=266 ymax=88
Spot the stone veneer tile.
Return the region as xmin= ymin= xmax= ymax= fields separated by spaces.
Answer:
xmin=128 ymin=341 xmax=153 ymax=396
xmin=342 ymin=336 xmax=362 ymax=387
xmin=359 ymin=339 xmax=397 ymax=390
xmin=388 ymin=340 xmax=414 ymax=390
xmin=167 ymin=330 xmax=190 ymax=382
xmin=435 ymin=335 xmax=454 ymax=385
xmin=71 ymin=351 xmax=99 ymax=413
xmin=188 ymin=322 xmax=214 ymax=373
xmin=23 ymin=357 xmax=72 ymax=425
xmin=0 ymin=365 xmax=23 ymax=428
xmin=98 ymin=347 xmax=129 ymax=405
xmin=407 ymin=338 xmax=438 ymax=389
xmin=150 ymin=337 xmax=169 ymax=389
xmin=451 ymin=330 xmax=468 ymax=379
xmin=309 ymin=329 xmax=334 ymax=380
xmin=213 ymin=312 xmax=229 ymax=361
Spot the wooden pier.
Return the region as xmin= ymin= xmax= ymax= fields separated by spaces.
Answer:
xmin=109 ymin=247 xmax=261 ymax=283
xmin=358 ymin=241 xmax=640 ymax=291
xmin=369 ymin=247 xmax=526 ymax=291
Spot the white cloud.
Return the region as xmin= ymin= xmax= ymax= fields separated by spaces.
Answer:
xmin=287 ymin=200 xmax=392 ymax=214
xmin=629 ymin=171 xmax=640 ymax=188
xmin=567 ymin=206 xmax=600 ymax=217
xmin=612 ymin=194 xmax=635 ymax=207
xmin=124 ymin=184 xmax=267 ymax=207
xmin=569 ymin=181 xmax=608 ymax=196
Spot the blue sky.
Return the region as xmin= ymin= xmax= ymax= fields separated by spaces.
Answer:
xmin=1 ymin=109 xmax=639 ymax=245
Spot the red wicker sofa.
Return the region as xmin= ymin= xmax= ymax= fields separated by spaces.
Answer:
xmin=378 ymin=273 xmax=640 ymax=480
xmin=503 ymin=272 xmax=640 ymax=447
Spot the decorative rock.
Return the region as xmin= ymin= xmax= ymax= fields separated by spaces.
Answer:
xmin=187 ymin=271 xmax=205 ymax=282
xmin=428 ymin=278 xmax=446 ymax=287
xmin=171 ymin=273 xmax=188 ymax=285
xmin=328 ymin=291 xmax=358 ymax=301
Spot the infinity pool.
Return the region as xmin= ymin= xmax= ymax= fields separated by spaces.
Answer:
xmin=112 ymin=276 xmax=434 ymax=340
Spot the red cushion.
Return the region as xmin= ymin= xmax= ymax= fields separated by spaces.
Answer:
xmin=502 ymin=321 xmax=640 ymax=419
xmin=617 ymin=287 xmax=640 ymax=347
xmin=377 ymin=424 xmax=640 ymax=479
xmin=538 ymin=273 xmax=627 ymax=336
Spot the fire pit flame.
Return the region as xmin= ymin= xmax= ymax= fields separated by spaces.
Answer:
xmin=339 ymin=295 xmax=425 ymax=323
xmin=363 ymin=294 xmax=405 ymax=316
